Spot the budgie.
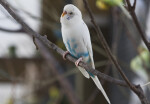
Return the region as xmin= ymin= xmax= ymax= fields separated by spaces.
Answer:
xmin=96 ymin=0 xmax=131 ymax=19
xmin=60 ymin=4 xmax=110 ymax=104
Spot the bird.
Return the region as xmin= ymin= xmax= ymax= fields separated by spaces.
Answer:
xmin=60 ymin=4 xmax=110 ymax=104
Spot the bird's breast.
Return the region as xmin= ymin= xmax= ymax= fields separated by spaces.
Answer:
xmin=62 ymin=21 xmax=90 ymax=62
xmin=64 ymin=38 xmax=90 ymax=62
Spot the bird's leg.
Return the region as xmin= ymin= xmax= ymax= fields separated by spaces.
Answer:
xmin=63 ymin=51 xmax=70 ymax=60
xmin=75 ymin=57 xmax=83 ymax=67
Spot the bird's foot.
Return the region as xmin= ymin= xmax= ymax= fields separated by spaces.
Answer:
xmin=63 ymin=51 xmax=70 ymax=60
xmin=75 ymin=57 xmax=83 ymax=67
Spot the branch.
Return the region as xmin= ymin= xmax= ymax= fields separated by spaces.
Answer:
xmin=0 ymin=26 xmax=24 ymax=33
xmin=82 ymin=0 xmax=150 ymax=104
xmin=0 ymin=0 xmax=131 ymax=88
xmin=35 ymin=39 xmax=80 ymax=104
xmin=0 ymin=0 xmax=149 ymax=103
xmin=133 ymin=0 xmax=137 ymax=10
xmin=83 ymin=0 xmax=133 ymax=90
xmin=0 ymin=1 xmax=80 ymax=104
xmin=85 ymin=65 xmax=110 ymax=104
xmin=0 ymin=26 xmax=38 ymax=50
xmin=125 ymin=0 xmax=150 ymax=51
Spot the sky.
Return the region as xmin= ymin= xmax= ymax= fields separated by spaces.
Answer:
xmin=0 ymin=0 xmax=41 ymax=58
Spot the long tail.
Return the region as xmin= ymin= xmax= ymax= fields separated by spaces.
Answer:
xmin=78 ymin=66 xmax=90 ymax=79
xmin=78 ymin=65 xmax=110 ymax=103
xmin=91 ymin=76 xmax=111 ymax=104
xmin=88 ymin=54 xmax=111 ymax=103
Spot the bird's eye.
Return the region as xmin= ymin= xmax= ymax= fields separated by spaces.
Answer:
xmin=69 ymin=12 xmax=73 ymax=15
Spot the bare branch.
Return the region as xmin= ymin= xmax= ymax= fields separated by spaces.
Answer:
xmin=85 ymin=65 xmax=110 ymax=104
xmin=125 ymin=0 xmax=150 ymax=51
xmin=0 ymin=1 xmax=80 ymax=104
xmin=0 ymin=0 xmax=149 ymax=103
xmin=0 ymin=0 xmax=131 ymax=88
xmin=0 ymin=26 xmax=39 ymax=51
xmin=35 ymin=39 xmax=81 ymax=104
xmin=83 ymin=0 xmax=133 ymax=90
xmin=33 ymin=36 xmax=39 ymax=50
xmin=82 ymin=0 xmax=150 ymax=104
xmin=0 ymin=26 xmax=24 ymax=33
xmin=133 ymin=0 xmax=137 ymax=10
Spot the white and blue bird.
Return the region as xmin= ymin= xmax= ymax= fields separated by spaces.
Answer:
xmin=60 ymin=4 xmax=110 ymax=104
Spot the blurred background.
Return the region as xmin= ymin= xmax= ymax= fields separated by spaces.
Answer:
xmin=0 ymin=0 xmax=150 ymax=104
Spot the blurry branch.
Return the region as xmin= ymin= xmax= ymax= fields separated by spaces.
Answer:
xmin=11 ymin=6 xmax=58 ymax=29
xmin=125 ymin=0 xmax=150 ymax=51
xmin=0 ymin=1 xmax=80 ymax=104
xmin=0 ymin=26 xmax=24 ymax=33
xmin=39 ymin=60 xmax=108 ymax=87
xmin=21 ymin=10 xmax=58 ymax=30
xmin=133 ymin=0 xmax=137 ymax=10
xmin=85 ymin=88 xmax=99 ymax=104
xmin=142 ymin=82 xmax=150 ymax=87
xmin=111 ymin=11 xmax=131 ymax=99
xmin=92 ymin=43 xmax=107 ymax=57
xmin=16 ymin=7 xmax=59 ymax=30
xmin=22 ymin=60 xmax=108 ymax=97
xmin=35 ymin=39 xmax=80 ymax=104
xmin=0 ymin=0 xmax=141 ymax=99
xmin=0 ymin=0 xmax=149 ymax=103
xmin=0 ymin=0 xmax=139 ymax=87
xmin=82 ymin=0 xmax=149 ymax=104
xmin=85 ymin=63 xmax=111 ymax=104
xmin=119 ymin=11 xmax=150 ymax=72
xmin=0 ymin=0 xmax=132 ymax=88
xmin=0 ymin=0 xmax=148 ymax=97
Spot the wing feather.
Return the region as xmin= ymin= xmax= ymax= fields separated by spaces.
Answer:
xmin=82 ymin=21 xmax=95 ymax=68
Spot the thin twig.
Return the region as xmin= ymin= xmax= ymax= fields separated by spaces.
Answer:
xmin=0 ymin=27 xmax=24 ymax=33
xmin=133 ymin=0 xmax=137 ymax=10
xmin=33 ymin=36 xmax=39 ymax=50
xmin=0 ymin=0 xmax=149 ymax=103
xmin=0 ymin=0 xmax=132 ymax=88
xmin=83 ymin=0 xmax=134 ymax=92
xmin=85 ymin=64 xmax=111 ymax=104
xmin=35 ymin=39 xmax=80 ymax=104
xmin=0 ymin=26 xmax=39 ymax=50
xmin=82 ymin=0 xmax=150 ymax=104
xmin=119 ymin=9 xmax=150 ymax=72
xmin=0 ymin=1 xmax=80 ymax=104
xmin=125 ymin=0 xmax=150 ymax=51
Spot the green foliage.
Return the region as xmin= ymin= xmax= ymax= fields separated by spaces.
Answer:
xmin=131 ymin=48 xmax=150 ymax=72
xmin=96 ymin=0 xmax=123 ymax=10
xmin=101 ymin=0 xmax=123 ymax=6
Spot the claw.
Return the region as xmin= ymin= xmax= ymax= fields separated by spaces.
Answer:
xmin=75 ymin=57 xmax=83 ymax=66
xmin=63 ymin=51 xmax=70 ymax=60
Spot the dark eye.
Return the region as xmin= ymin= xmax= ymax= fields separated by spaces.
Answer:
xmin=69 ymin=12 xmax=73 ymax=15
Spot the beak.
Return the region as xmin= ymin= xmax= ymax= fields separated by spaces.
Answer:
xmin=62 ymin=11 xmax=67 ymax=17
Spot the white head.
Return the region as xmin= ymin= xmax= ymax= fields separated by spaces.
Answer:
xmin=60 ymin=4 xmax=82 ymax=25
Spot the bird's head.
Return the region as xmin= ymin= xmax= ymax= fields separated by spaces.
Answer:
xmin=60 ymin=4 xmax=82 ymax=25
